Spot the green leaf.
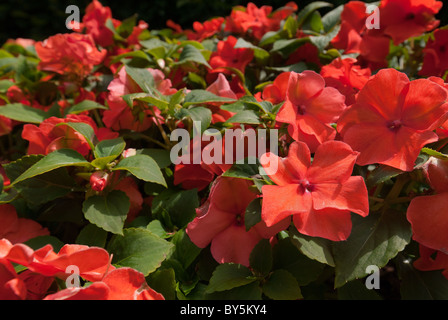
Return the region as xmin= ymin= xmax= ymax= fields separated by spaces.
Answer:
xmin=249 ymin=239 xmax=273 ymax=276
xmin=169 ymin=228 xmax=202 ymax=269
xmin=333 ymin=211 xmax=412 ymax=288
xmin=175 ymin=44 xmax=211 ymax=68
xmin=206 ymin=263 xmax=256 ymax=293
xmin=321 ymin=4 xmax=344 ymax=32
xmin=272 ymin=238 xmax=325 ymax=286
xmin=76 ymin=223 xmax=108 ymax=248
xmin=94 ymin=137 xmax=126 ymax=159
xmin=337 ymin=279 xmax=382 ymax=300
xmin=421 ymin=147 xmax=448 ymax=160
xmin=112 ymin=154 xmax=167 ymax=187
xmin=176 ymin=106 xmax=212 ymax=134
xmin=137 ymin=148 xmax=172 ymax=168
xmin=309 ymin=24 xmax=341 ymax=51
xmin=297 ymin=1 xmax=332 ymax=28
xmin=222 ymin=159 xmax=260 ymax=180
xmin=366 ymin=164 xmax=403 ymax=187
xmin=82 ymin=190 xmax=130 ymax=235
xmin=183 ymin=89 xmax=236 ymax=107
xmin=0 ymin=103 xmax=47 ymax=123
xmin=151 ymin=188 xmax=199 ymax=229
xmin=10 ymin=149 xmax=91 ymax=186
xmin=398 ymin=255 xmax=448 ymax=300
xmin=262 ymin=269 xmax=302 ymax=300
xmin=289 ymin=227 xmax=335 ymax=267
xmin=107 ymin=227 xmax=174 ymax=276
xmin=245 ymin=198 xmax=262 ymax=231
xmin=146 ymin=268 xmax=177 ymax=300
xmin=234 ymin=38 xmax=269 ymax=63
xmin=56 ymin=122 xmax=97 ymax=151
xmin=65 ymin=100 xmax=108 ymax=115
xmin=225 ymin=110 xmax=261 ymax=124
xmin=24 ymin=235 xmax=64 ymax=252
xmin=125 ymin=65 xmax=155 ymax=93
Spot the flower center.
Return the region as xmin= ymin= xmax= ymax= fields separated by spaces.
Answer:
xmin=297 ymin=104 xmax=306 ymax=115
xmin=235 ymin=214 xmax=244 ymax=226
xmin=295 ymin=180 xmax=315 ymax=193
xmin=405 ymin=13 xmax=415 ymax=20
xmin=387 ymin=120 xmax=402 ymax=131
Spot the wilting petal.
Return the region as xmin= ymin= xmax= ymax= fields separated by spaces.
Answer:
xmin=292 ymin=208 xmax=353 ymax=241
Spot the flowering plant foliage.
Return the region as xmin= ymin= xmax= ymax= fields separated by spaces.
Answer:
xmin=1 ymin=0 xmax=448 ymax=300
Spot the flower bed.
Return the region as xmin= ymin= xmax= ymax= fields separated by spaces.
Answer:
xmin=0 ymin=0 xmax=448 ymax=300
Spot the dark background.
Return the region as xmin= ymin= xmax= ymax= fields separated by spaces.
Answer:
xmin=0 ymin=0 xmax=447 ymax=45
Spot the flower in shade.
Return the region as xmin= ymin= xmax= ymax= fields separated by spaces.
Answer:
xmin=260 ymin=140 xmax=369 ymax=241
xmin=379 ymin=0 xmax=442 ymax=45
xmin=419 ymin=29 xmax=448 ymax=78
xmin=337 ymin=68 xmax=448 ymax=171
xmin=275 ymin=70 xmax=346 ymax=153
xmin=186 ymin=176 xmax=289 ymax=266
xmin=0 ymin=204 xmax=49 ymax=244
xmin=413 ymin=244 xmax=448 ymax=280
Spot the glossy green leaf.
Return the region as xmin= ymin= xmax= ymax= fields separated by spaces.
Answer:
xmin=112 ymin=154 xmax=167 ymax=187
xmin=83 ymin=190 xmax=130 ymax=235
xmin=107 ymin=227 xmax=174 ymax=276
xmin=0 ymin=103 xmax=47 ymax=123
xmin=262 ymin=269 xmax=302 ymax=300
xmin=206 ymin=263 xmax=256 ymax=293
xmin=333 ymin=211 xmax=412 ymax=288
xmin=10 ymin=149 xmax=91 ymax=186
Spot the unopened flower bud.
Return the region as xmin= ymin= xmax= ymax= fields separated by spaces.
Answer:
xmin=122 ymin=148 xmax=137 ymax=158
xmin=90 ymin=171 xmax=109 ymax=192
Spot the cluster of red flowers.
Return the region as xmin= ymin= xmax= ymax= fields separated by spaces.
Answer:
xmin=1 ymin=0 xmax=448 ymax=300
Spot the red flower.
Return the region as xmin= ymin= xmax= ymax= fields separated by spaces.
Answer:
xmin=275 ymin=70 xmax=346 ymax=153
xmin=338 ymin=68 xmax=448 ymax=171
xmin=260 ymin=140 xmax=369 ymax=241
xmin=261 ymin=71 xmax=290 ymax=105
xmin=90 ymin=171 xmax=109 ymax=192
xmin=205 ymin=73 xmax=238 ymax=123
xmin=43 ymin=267 xmax=164 ymax=300
xmin=186 ymin=177 xmax=289 ymax=266
xmin=209 ymin=36 xmax=254 ymax=76
xmin=35 ymin=33 xmax=106 ymax=77
xmin=0 ymin=259 xmax=27 ymax=300
xmin=330 ymin=1 xmax=390 ymax=70
xmin=406 ymin=157 xmax=448 ymax=253
xmin=0 ymin=204 xmax=49 ymax=244
xmin=379 ymin=0 xmax=442 ymax=45
xmin=225 ymin=2 xmax=297 ymax=40
xmin=79 ymin=0 xmax=117 ymax=48
xmin=22 ymin=114 xmax=118 ymax=156
xmin=186 ymin=17 xmax=224 ymax=42
xmin=103 ymin=66 xmax=174 ymax=132
xmin=419 ymin=29 xmax=448 ymax=78
xmin=320 ymin=57 xmax=371 ymax=106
